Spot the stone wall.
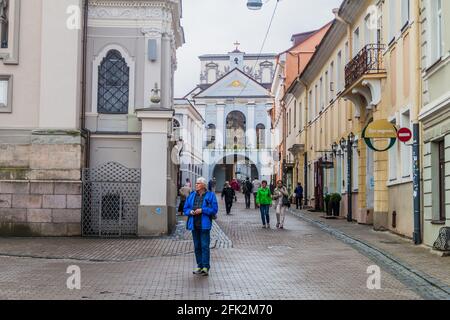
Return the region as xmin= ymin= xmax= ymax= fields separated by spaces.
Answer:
xmin=0 ymin=130 xmax=84 ymax=236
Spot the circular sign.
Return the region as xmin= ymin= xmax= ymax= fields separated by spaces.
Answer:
xmin=362 ymin=120 xmax=398 ymax=152
xmin=397 ymin=127 xmax=412 ymax=143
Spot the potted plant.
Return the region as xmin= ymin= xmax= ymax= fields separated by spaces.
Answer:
xmin=324 ymin=194 xmax=332 ymax=216
xmin=330 ymin=193 xmax=342 ymax=217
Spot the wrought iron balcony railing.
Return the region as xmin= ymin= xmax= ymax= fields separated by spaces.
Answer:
xmin=345 ymin=44 xmax=386 ymax=88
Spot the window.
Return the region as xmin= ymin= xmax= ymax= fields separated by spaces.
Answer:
xmin=294 ymin=100 xmax=297 ymax=128
xmin=172 ymin=119 xmax=181 ymax=141
xmin=288 ymin=110 xmax=291 ymax=135
xmin=314 ymin=84 xmax=318 ymax=117
xmin=98 ymin=50 xmax=130 ymax=114
xmin=319 ymin=77 xmax=324 ymax=110
xmin=401 ymin=0 xmax=410 ymax=29
xmin=437 ymin=0 xmax=444 ymax=58
xmin=324 ymin=72 xmax=329 ymax=105
xmin=388 ymin=118 xmax=398 ymax=181
xmin=353 ymin=27 xmax=360 ymax=55
xmin=329 ymin=62 xmax=334 ymax=100
xmin=400 ymin=110 xmax=412 ymax=178
xmin=0 ymin=74 xmax=11 ymax=112
xmin=438 ymin=140 xmax=446 ymax=221
xmin=256 ymin=124 xmax=266 ymax=149
xmin=0 ymin=0 xmax=9 ymax=48
xmin=389 ymin=0 xmax=397 ymax=43
xmin=336 ymin=51 xmax=342 ymax=92
xmin=308 ymin=90 xmax=313 ymax=122
xmin=206 ymin=124 xmax=216 ymax=149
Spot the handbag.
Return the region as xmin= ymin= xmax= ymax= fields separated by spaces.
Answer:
xmin=282 ymin=195 xmax=291 ymax=208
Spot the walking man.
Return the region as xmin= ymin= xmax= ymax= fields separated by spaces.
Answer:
xmin=243 ymin=177 xmax=253 ymax=209
xmin=273 ymin=180 xmax=290 ymax=229
xmin=294 ymin=182 xmax=304 ymax=210
xmin=184 ymin=177 xmax=218 ymax=276
xmin=221 ymin=181 xmax=235 ymax=215
xmin=252 ymin=178 xmax=261 ymax=209
xmin=256 ymin=180 xmax=272 ymax=229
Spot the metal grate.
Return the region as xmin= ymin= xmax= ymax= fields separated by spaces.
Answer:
xmin=345 ymin=44 xmax=386 ymax=88
xmin=97 ymin=50 xmax=130 ymax=114
xmin=82 ymin=162 xmax=140 ymax=237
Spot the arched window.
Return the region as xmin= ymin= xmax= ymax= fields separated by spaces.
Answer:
xmin=256 ymin=124 xmax=266 ymax=149
xmin=207 ymin=124 xmax=216 ymax=149
xmin=98 ymin=50 xmax=130 ymax=114
xmin=226 ymin=111 xmax=246 ymax=149
xmin=173 ymin=119 xmax=181 ymax=141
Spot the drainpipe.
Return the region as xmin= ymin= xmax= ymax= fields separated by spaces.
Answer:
xmin=412 ymin=0 xmax=422 ymax=245
xmin=80 ymin=0 xmax=91 ymax=168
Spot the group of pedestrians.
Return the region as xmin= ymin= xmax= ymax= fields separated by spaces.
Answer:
xmin=179 ymin=176 xmax=305 ymax=277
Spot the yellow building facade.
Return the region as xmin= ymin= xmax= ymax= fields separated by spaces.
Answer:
xmin=283 ymin=0 xmax=422 ymax=240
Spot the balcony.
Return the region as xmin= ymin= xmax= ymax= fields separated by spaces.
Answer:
xmin=342 ymin=44 xmax=387 ymax=118
xmin=345 ymin=44 xmax=386 ymax=88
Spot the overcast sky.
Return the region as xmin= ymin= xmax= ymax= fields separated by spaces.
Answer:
xmin=174 ymin=0 xmax=342 ymax=97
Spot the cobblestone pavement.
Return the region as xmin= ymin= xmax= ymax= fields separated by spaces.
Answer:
xmin=0 ymin=195 xmax=423 ymax=300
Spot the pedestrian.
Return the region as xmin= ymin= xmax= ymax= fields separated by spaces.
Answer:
xmin=243 ymin=177 xmax=253 ymax=209
xmin=294 ymin=182 xmax=304 ymax=210
xmin=230 ymin=179 xmax=239 ymax=202
xmin=178 ymin=184 xmax=191 ymax=216
xmin=273 ymin=180 xmax=290 ymax=229
xmin=185 ymin=178 xmax=192 ymax=189
xmin=256 ymin=180 xmax=272 ymax=229
xmin=252 ymin=178 xmax=261 ymax=209
xmin=221 ymin=181 xmax=235 ymax=215
xmin=183 ymin=177 xmax=218 ymax=277
xmin=208 ymin=178 xmax=216 ymax=192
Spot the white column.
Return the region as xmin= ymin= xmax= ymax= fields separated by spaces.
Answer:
xmin=136 ymin=108 xmax=174 ymax=236
xmin=142 ymin=29 xmax=162 ymax=108
xmin=247 ymin=104 xmax=256 ymax=148
xmin=216 ymin=104 xmax=225 ymax=149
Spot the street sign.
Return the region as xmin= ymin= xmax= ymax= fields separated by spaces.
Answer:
xmin=362 ymin=120 xmax=398 ymax=152
xmin=397 ymin=127 xmax=412 ymax=143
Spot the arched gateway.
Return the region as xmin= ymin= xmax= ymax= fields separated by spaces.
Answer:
xmin=212 ymin=155 xmax=259 ymax=192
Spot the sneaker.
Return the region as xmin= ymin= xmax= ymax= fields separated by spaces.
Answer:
xmin=200 ymin=268 xmax=209 ymax=276
xmin=193 ymin=268 xmax=203 ymax=275
xmin=267 ymin=224 xmax=271 ymax=229
xmin=280 ymin=225 xmax=284 ymax=229
xmin=262 ymin=225 xmax=266 ymax=229
xmin=276 ymin=223 xmax=280 ymax=229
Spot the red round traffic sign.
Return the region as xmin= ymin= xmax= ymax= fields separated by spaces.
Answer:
xmin=397 ymin=127 xmax=412 ymax=143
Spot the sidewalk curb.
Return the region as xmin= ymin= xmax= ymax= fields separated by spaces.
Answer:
xmin=289 ymin=209 xmax=450 ymax=300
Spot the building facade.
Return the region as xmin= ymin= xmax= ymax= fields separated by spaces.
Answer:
xmin=420 ymin=0 xmax=450 ymax=247
xmin=0 ymin=0 xmax=184 ymax=237
xmin=174 ymin=98 xmax=205 ymax=188
xmin=187 ymin=48 xmax=276 ymax=192
xmin=282 ymin=0 xmax=425 ymax=242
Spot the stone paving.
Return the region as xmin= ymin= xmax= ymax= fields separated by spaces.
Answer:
xmin=0 ymin=195 xmax=424 ymax=300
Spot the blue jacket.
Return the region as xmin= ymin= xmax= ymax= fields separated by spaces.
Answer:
xmin=183 ymin=191 xmax=218 ymax=231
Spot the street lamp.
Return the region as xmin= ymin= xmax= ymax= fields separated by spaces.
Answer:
xmin=247 ymin=0 xmax=263 ymax=10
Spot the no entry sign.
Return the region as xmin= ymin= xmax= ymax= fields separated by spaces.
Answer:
xmin=397 ymin=127 xmax=412 ymax=143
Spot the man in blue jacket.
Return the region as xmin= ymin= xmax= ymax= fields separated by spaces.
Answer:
xmin=184 ymin=177 xmax=218 ymax=276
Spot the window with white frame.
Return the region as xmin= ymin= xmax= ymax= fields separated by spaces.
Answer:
xmin=0 ymin=74 xmax=11 ymax=112
xmin=324 ymin=71 xmax=329 ymax=105
xmin=0 ymin=0 xmax=9 ymax=48
xmin=401 ymin=0 xmax=410 ymax=30
xmin=388 ymin=118 xmax=398 ymax=181
xmin=400 ymin=110 xmax=412 ymax=178
xmin=336 ymin=51 xmax=342 ymax=92
xmin=299 ymin=101 xmax=303 ymax=129
xmin=319 ymin=77 xmax=324 ymax=110
xmin=427 ymin=0 xmax=444 ymax=67
xmin=353 ymin=27 xmax=360 ymax=55
xmin=294 ymin=100 xmax=297 ymax=129
xmin=388 ymin=0 xmax=397 ymax=43
xmin=308 ymin=90 xmax=313 ymax=122
xmin=329 ymin=62 xmax=335 ymax=100
xmin=437 ymin=0 xmax=444 ymax=58
xmin=315 ymin=84 xmax=319 ymax=116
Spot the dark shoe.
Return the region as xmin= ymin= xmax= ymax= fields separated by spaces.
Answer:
xmin=193 ymin=268 xmax=203 ymax=275
xmin=276 ymin=223 xmax=280 ymax=229
xmin=262 ymin=225 xmax=266 ymax=229
xmin=200 ymin=268 xmax=209 ymax=276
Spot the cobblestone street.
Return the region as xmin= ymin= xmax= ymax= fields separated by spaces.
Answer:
xmin=0 ymin=195 xmax=428 ymax=300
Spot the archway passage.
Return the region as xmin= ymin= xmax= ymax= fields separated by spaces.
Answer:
xmin=212 ymin=155 xmax=259 ymax=192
